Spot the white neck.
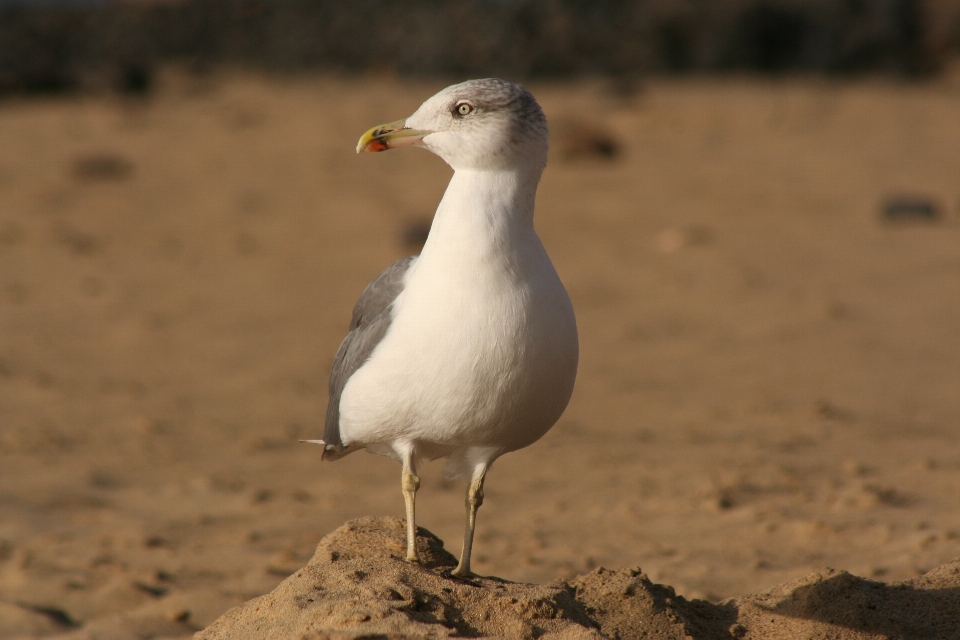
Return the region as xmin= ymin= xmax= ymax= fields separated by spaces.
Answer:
xmin=420 ymin=168 xmax=543 ymax=266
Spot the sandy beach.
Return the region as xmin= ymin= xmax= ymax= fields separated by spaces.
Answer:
xmin=1 ymin=71 xmax=959 ymax=638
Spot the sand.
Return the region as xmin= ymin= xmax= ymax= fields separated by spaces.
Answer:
xmin=1 ymin=71 xmax=959 ymax=639
xmin=194 ymin=517 xmax=960 ymax=640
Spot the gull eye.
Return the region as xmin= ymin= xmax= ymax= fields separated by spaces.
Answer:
xmin=455 ymin=102 xmax=474 ymax=116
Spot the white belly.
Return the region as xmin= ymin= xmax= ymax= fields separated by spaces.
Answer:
xmin=338 ymin=239 xmax=578 ymax=463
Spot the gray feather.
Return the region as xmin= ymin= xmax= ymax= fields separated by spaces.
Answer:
xmin=323 ymin=255 xmax=417 ymax=453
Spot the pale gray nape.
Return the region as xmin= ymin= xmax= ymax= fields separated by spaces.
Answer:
xmin=324 ymin=255 xmax=418 ymax=450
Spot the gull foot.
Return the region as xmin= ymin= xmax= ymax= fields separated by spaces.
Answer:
xmin=445 ymin=568 xmax=483 ymax=586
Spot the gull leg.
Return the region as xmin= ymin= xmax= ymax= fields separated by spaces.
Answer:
xmin=452 ymin=472 xmax=486 ymax=577
xmin=401 ymin=467 xmax=421 ymax=564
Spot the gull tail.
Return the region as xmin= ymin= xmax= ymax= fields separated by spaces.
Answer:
xmin=300 ymin=439 xmax=359 ymax=461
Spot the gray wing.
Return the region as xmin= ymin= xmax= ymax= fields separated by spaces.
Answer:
xmin=323 ymin=255 xmax=417 ymax=453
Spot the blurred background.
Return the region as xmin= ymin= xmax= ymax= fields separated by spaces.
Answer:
xmin=2 ymin=1 xmax=960 ymax=638
xmin=2 ymin=0 xmax=960 ymax=93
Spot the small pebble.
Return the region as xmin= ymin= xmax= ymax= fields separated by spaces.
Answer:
xmin=880 ymin=195 xmax=941 ymax=223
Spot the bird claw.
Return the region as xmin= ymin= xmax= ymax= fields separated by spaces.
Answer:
xmin=445 ymin=568 xmax=482 ymax=585
xmin=450 ymin=566 xmax=477 ymax=578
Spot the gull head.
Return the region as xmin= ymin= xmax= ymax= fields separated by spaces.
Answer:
xmin=357 ymin=79 xmax=548 ymax=172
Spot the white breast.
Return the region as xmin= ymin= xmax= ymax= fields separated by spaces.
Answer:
xmin=337 ymin=169 xmax=578 ymax=469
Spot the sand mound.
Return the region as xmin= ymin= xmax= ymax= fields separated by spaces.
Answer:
xmin=195 ymin=517 xmax=960 ymax=640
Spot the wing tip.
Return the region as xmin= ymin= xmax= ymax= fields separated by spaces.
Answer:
xmin=301 ymin=439 xmax=352 ymax=461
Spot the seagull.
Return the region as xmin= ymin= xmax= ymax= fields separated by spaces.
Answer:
xmin=305 ymin=79 xmax=578 ymax=577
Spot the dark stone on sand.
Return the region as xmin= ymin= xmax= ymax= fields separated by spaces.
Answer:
xmin=880 ymin=195 xmax=942 ymax=223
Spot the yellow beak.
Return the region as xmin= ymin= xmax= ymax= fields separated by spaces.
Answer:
xmin=356 ymin=119 xmax=431 ymax=153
